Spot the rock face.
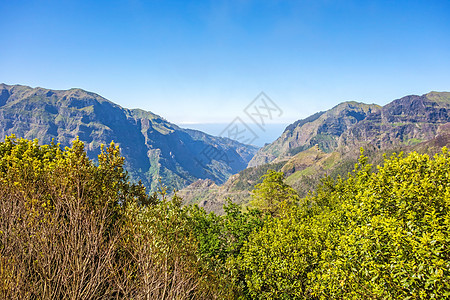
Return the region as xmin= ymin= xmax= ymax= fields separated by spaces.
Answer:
xmin=0 ymin=84 xmax=258 ymax=191
xmin=339 ymin=93 xmax=450 ymax=151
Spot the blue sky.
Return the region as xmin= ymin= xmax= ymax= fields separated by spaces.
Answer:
xmin=1 ymin=0 xmax=450 ymax=128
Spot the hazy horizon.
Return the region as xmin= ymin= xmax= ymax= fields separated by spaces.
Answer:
xmin=2 ymin=0 xmax=449 ymax=124
xmin=178 ymin=122 xmax=289 ymax=147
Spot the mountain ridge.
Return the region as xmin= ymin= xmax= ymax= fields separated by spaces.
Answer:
xmin=0 ymin=83 xmax=258 ymax=191
xmin=180 ymin=91 xmax=450 ymax=213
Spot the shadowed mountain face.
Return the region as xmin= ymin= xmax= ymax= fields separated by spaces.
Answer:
xmin=0 ymin=84 xmax=258 ymax=191
xmin=180 ymin=91 xmax=450 ymax=214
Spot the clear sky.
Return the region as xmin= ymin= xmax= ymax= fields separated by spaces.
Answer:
xmin=1 ymin=0 xmax=449 ymax=127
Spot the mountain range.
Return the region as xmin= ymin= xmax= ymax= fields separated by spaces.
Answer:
xmin=1 ymin=84 xmax=449 ymax=211
xmin=0 ymin=84 xmax=258 ymax=192
xmin=179 ymin=92 xmax=450 ymax=213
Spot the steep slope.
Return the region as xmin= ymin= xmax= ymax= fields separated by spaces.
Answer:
xmin=0 ymin=84 xmax=258 ymax=191
xmin=181 ymin=92 xmax=450 ymax=213
xmin=248 ymin=101 xmax=381 ymax=167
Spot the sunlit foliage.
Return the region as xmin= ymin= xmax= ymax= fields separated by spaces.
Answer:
xmin=250 ymin=170 xmax=299 ymax=216
xmin=1 ymin=136 xmax=448 ymax=299
xmin=241 ymin=149 xmax=450 ymax=299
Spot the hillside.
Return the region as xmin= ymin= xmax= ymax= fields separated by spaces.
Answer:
xmin=0 ymin=84 xmax=258 ymax=191
xmin=248 ymin=101 xmax=381 ymax=167
xmin=251 ymin=92 xmax=450 ymax=167
xmin=180 ymin=92 xmax=450 ymax=213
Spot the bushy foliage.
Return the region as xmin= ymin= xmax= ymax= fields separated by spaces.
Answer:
xmin=186 ymin=199 xmax=267 ymax=298
xmin=0 ymin=135 xmax=149 ymax=299
xmin=240 ymin=149 xmax=450 ymax=299
xmin=250 ymin=170 xmax=299 ymax=216
xmin=117 ymin=191 xmax=216 ymax=299
xmin=311 ymin=149 xmax=450 ymax=299
xmin=1 ymin=135 xmax=449 ymax=299
xmin=0 ymin=136 xmax=218 ymax=299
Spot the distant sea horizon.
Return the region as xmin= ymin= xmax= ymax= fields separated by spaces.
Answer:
xmin=178 ymin=122 xmax=289 ymax=147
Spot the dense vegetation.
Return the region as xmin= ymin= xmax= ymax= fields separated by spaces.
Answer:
xmin=241 ymin=150 xmax=450 ymax=299
xmin=1 ymin=136 xmax=449 ymax=299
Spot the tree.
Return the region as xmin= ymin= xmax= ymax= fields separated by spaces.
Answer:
xmin=185 ymin=199 xmax=267 ymax=298
xmin=250 ymin=170 xmax=299 ymax=216
xmin=0 ymin=135 xmax=151 ymax=299
xmin=311 ymin=149 xmax=450 ymax=299
xmin=0 ymin=136 xmax=218 ymax=299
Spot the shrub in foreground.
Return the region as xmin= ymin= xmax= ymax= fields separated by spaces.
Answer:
xmin=0 ymin=136 xmax=218 ymax=299
xmin=241 ymin=149 xmax=450 ymax=299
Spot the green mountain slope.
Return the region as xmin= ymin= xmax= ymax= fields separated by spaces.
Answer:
xmin=180 ymin=92 xmax=450 ymax=213
xmin=0 ymin=84 xmax=258 ymax=191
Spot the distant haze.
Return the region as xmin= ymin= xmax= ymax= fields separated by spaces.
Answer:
xmin=2 ymin=1 xmax=449 ymax=124
xmin=179 ymin=123 xmax=289 ymax=147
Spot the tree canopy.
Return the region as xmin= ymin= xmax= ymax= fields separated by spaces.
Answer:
xmin=1 ymin=136 xmax=449 ymax=299
xmin=240 ymin=149 xmax=450 ymax=299
xmin=250 ymin=169 xmax=299 ymax=216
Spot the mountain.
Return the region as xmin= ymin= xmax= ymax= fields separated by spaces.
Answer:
xmin=180 ymin=92 xmax=450 ymax=213
xmin=250 ymin=92 xmax=450 ymax=167
xmin=339 ymin=92 xmax=450 ymax=150
xmin=0 ymin=84 xmax=258 ymax=191
xmin=248 ymin=101 xmax=381 ymax=167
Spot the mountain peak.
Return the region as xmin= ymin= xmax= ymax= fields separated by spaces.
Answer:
xmin=425 ymin=91 xmax=450 ymax=104
xmin=248 ymin=100 xmax=380 ymax=167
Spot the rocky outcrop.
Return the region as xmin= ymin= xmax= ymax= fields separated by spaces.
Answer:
xmin=339 ymin=93 xmax=450 ymax=151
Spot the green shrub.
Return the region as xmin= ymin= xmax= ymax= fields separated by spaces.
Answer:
xmin=240 ymin=149 xmax=450 ymax=299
